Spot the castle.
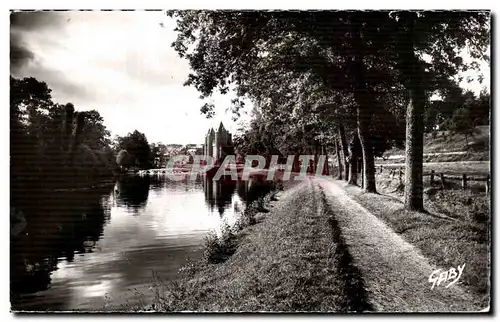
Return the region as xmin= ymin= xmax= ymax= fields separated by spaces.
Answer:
xmin=203 ymin=122 xmax=234 ymax=165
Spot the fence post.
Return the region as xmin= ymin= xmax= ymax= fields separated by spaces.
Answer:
xmin=486 ymin=174 xmax=490 ymax=194
xmin=462 ymin=173 xmax=467 ymax=190
xmin=440 ymin=173 xmax=445 ymax=189
xmin=399 ymin=167 xmax=403 ymax=184
xmin=380 ymin=165 xmax=383 ymax=174
xmin=430 ymin=170 xmax=435 ymax=185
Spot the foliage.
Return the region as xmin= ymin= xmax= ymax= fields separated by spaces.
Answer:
xmin=168 ymin=10 xmax=489 ymax=209
xmin=10 ymin=76 xmax=116 ymax=207
xmin=445 ymin=107 xmax=479 ymax=147
xmin=148 ymin=143 xmax=169 ymax=168
xmin=114 ymin=130 xmax=151 ymax=169
xmin=116 ymin=149 xmax=135 ymax=169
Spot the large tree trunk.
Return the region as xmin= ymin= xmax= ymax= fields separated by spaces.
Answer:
xmin=352 ymin=16 xmax=377 ymax=193
xmin=335 ymin=139 xmax=343 ymax=179
xmin=338 ymin=125 xmax=349 ymax=181
xmin=404 ymin=96 xmax=425 ymax=211
xmin=399 ymin=13 xmax=425 ymax=211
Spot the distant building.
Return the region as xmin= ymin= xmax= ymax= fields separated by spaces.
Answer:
xmin=203 ymin=122 xmax=234 ymax=165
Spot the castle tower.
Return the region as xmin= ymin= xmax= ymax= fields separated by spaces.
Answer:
xmin=215 ymin=122 xmax=229 ymax=161
xmin=205 ymin=128 xmax=214 ymax=159
xmin=203 ymin=122 xmax=233 ymax=165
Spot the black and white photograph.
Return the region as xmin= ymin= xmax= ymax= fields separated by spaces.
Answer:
xmin=8 ymin=6 xmax=491 ymax=313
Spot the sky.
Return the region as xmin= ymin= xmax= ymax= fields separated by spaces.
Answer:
xmin=10 ymin=10 xmax=490 ymax=145
xmin=10 ymin=10 xmax=252 ymax=145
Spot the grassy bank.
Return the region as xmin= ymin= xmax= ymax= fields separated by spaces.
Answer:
xmin=343 ymin=173 xmax=490 ymax=307
xmin=376 ymin=151 xmax=489 ymax=164
xmin=146 ymin=179 xmax=369 ymax=312
xmin=384 ymin=125 xmax=489 ymax=157
xmin=376 ymin=160 xmax=490 ymax=177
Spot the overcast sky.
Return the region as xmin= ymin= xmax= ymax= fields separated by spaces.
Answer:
xmin=10 ymin=10 xmax=251 ymax=145
xmin=10 ymin=10 xmax=490 ymax=145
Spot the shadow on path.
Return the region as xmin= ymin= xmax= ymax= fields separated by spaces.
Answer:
xmin=317 ymin=185 xmax=373 ymax=312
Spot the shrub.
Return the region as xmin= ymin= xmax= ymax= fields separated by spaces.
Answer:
xmin=202 ymin=223 xmax=238 ymax=264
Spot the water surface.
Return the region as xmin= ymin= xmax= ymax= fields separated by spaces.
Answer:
xmin=11 ymin=174 xmax=266 ymax=311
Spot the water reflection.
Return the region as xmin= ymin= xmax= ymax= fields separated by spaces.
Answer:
xmin=203 ymin=176 xmax=237 ymax=216
xmin=11 ymin=174 xmax=275 ymax=311
xmin=115 ymin=176 xmax=150 ymax=210
xmin=10 ymin=186 xmax=113 ymax=307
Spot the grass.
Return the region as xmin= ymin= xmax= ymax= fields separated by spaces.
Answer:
xmin=377 ymin=151 xmax=489 ymax=164
xmin=344 ymin=172 xmax=491 ymax=308
xmin=376 ymin=160 xmax=490 ymax=177
xmin=147 ymin=180 xmax=371 ymax=312
xmin=384 ymin=125 xmax=490 ymax=157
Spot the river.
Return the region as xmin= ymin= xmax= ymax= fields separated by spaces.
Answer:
xmin=10 ymin=174 xmax=268 ymax=311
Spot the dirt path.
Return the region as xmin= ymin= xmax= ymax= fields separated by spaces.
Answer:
xmin=152 ymin=180 xmax=365 ymax=312
xmin=151 ymin=177 xmax=484 ymax=312
xmin=314 ymin=177 xmax=478 ymax=312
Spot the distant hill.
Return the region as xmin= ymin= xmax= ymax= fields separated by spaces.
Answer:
xmin=381 ymin=125 xmax=490 ymax=162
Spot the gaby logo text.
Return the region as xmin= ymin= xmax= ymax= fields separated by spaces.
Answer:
xmin=428 ymin=264 xmax=465 ymax=290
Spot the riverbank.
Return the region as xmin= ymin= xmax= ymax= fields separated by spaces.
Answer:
xmin=145 ymin=177 xmax=487 ymax=312
xmin=149 ymin=180 xmax=359 ymax=311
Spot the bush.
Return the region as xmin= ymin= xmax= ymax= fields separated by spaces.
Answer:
xmin=202 ymin=223 xmax=238 ymax=264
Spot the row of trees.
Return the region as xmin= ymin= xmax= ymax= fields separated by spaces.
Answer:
xmin=114 ymin=131 xmax=203 ymax=170
xmin=11 ymin=76 xmax=116 ymax=207
xmin=168 ymin=10 xmax=490 ymax=211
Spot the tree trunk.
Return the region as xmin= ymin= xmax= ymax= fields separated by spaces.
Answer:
xmin=62 ymin=103 xmax=75 ymax=154
xmin=403 ymin=96 xmax=425 ymax=211
xmin=358 ymin=125 xmax=376 ymax=192
xmin=292 ymin=153 xmax=301 ymax=173
xmin=338 ymin=125 xmax=349 ymax=181
xmin=313 ymin=142 xmax=319 ymax=174
xmin=352 ymin=17 xmax=377 ymax=193
xmin=69 ymin=113 xmax=86 ymax=165
xmin=359 ymin=158 xmax=364 ymax=188
xmin=399 ymin=13 xmax=425 ymax=211
xmin=321 ymin=145 xmax=329 ymax=175
xmin=335 ymin=139 xmax=343 ymax=179
xmin=347 ymin=137 xmax=359 ymax=185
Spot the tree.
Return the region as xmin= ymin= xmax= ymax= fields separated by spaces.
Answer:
xmin=447 ymin=107 xmax=477 ymax=148
xmin=115 ymin=130 xmax=151 ymax=169
xmin=473 ymin=89 xmax=490 ymax=126
xmin=167 ymin=11 xmax=409 ymax=192
xmin=79 ymin=110 xmax=112 ymax=151
xmin=388 ymin=11 xmax=489 ymax=211
xmin=10 ymin=76 xmax=116 ymax=200
xmin=116 ymin=149 xmax=135 ymax=170
xmin=168 ymin=11 xmax=489 ymax=206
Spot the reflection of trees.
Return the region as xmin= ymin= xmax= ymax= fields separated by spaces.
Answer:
xmin=115 ymin=176 xmax=150 ymax=209
xmin=149 ymin=175 xmax=165 ymax=191
xmin=237 ymin=175 xmax=274 ymax=205
xmin=236 ymin=180 xmax=248 ymax=202
xmin=10 ymin=186 xmax=113 ymax=308
xmin=203 ymin=175 xmax=237 ymax=216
